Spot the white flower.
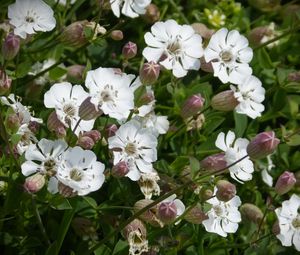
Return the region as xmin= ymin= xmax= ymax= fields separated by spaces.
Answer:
xmin=275 ymin=194 xmax=300 ymax=251
xmin=21 ymin=138 xmax=68 ymax=177
xmin=215 ymin=131 xmax=254 ymax=183
xmin=143 ymin=19 xmax=204 ymax=78
xmin=160 ymin=194 xmax=185 ymax=224
xmin=204 ymin=28 xmax=253 ymax=84
xmin=8 ymin=0 xmax=56 ymax=39
xmin=85 ymin=67 xmax=139 ymax=121
xmin=108 ymin=119 xmax=157 ymax=181
xmin=15 ymin=124 xmax=38 ymax=155
xmin=202 ymin=188 xmax=241 ymax=237
xmin=110 ymin=0 xmax=151 ymax=18
xmin=57 ymin=0 xmax=76 ymax=6
xmin=138 ymin=171 xmax=160 ymax=199
xmin=44 ymin=82 xmax=95 ymax=135
xmin=54 ymin=146 xmax=105 ymax=196
xmin=261 ymin=155 xmax=275 ymax=187
xmin=231 ymin=75 xmax=265 ymax=119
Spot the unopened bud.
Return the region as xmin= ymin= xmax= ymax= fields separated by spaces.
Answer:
xmin=24 ymin=173 xmax=45 ymax=193
xmin=6 ymin=113 xmax=20 ymax=131
xmin=143 ymin=4 xmax=160 ymax=24
xmin=247 ymin=131 xmax=280 ymax=159
xmin=216 ymin=180 xmax=236 ymax=202
xmin=200 ymin=153 xmax=227 ymax=173
xmin=111 ymin=30 xmax=123 ymax=41
xmin=191 ymin=23 xmax=214 ymax=39
xmin=184 ymin=205 xmax=208 ymax=224
xmin=200 ymin=188 xmax=213 ymax=201
xmin=60 ymin=20 xmax=88 ymax=47
xmin=181 ymin=94 xmax=205 ymax=119
xmin=157 ymin=201 xmax=177 ymax=224
xmin=0 ymin=71 xmax=12 ymax=95
xmin=240 ymin=203 xmax=264 ymax=224
xmin=275 ymin=171 xmax=296 ymax=195
xmin=2 ymin=33 xmax=20 ymax=60
xmin=140 ymin=61 xmax=160 ymax=85
xmin=79 ymin=97 xmax=102 ymax=120
xmin=67 ymin=65 xmax=85 ymax=83
xmin=122 ymin=41 xmax=137 ymax=59
xmin=134 ymin=199 xmax=163 ymax=228
xmin=211 ymin=90 xmax=239 ymax=111
xmin=105 ymin=124 xmax=118 ymax=137
xmin=77 ymin=136 xmax=95 ymax=150
xmin=111 ymin=161 xmax=129 ymax=178
xmin=83 ymin=130 xmax=101 ymax=143
xmin=47 ymin=111 xmax=66 ymax=138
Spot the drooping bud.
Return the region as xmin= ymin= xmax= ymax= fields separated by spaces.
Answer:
xmin=47 ymin=111 xmax=66 ymax=138
xmin=191 ymin=23 xmax=214 ymax=39
xmin=58 ymin=182 xmax=77 ymax=197
xmin=110 ymin=30 xmax=123 ymax=41
xmin=240 ymin=203 xmax=264 ymax=224
xmin=211 ymin=90 xmax=239 ymax=111
xmin=275 ymin=171 xmax=296 ymax=195
xmin=247 ymin=131 xmax=280 ymax=159
xmin=140 ymin=61 xmax=160 ymax=85
xmin=2 ymin=33 xmax=20 ymax=60
xmin=67 ymin=65 xmax=85 ymax=83
xmin=111 ymin=161 xmax=129 ymax=178
xmin=24 ymin=173 xmax=45 ymax=193
xmin=216 ymin=180 xmax=236 ymax=202
xmin=0 ymin=70 xmax=12 ymax=95
xmin=181 ymin=94 xmax=205 ymax=119
xmin=184 ymin=205 xmax=208 ymax=224
xmin=79 ymin=97 xmax=102 ymax=120
xmin=122 ymin=41 xmax=137 ymax=59
xmin=157 ymin=201 xmax=177 ymax=224
xmin=143 ymin=4 xmax=160 ymax=24
xmin=200 ymin=153 xmax=227 ymax=173
xmin=134 ymin=199 xmax=163 ymax=228
xmin=105 ymin=124 xmax=118 ymax=137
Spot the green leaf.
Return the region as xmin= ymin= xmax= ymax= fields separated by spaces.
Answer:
xmin=234 ymin=112 xmax=248 ymax=137
xmin=257 ymin=48 xmax=274 ymax=69
xmin=170 ymin=156 xmax=190 ymax=174
xmin=94 ymin=244 xmax=112 ymax=255
xmin=203 ymin=116 xmax=226 ymax=136
xmin=112 ymin=240 xmax=128 ymax=255
xmin=15 ymin=60 xmax=32 ymax=78
xmin=49 ymin=197 xmax=73 ymax=210
xmin=286 ymin=134 xmax=300 ymax=146
xmin=49 ymin=66 xmax=67 ymax=80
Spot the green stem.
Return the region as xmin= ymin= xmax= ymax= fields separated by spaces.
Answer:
xmin=169 ymin=0 xmax=189 ymax=24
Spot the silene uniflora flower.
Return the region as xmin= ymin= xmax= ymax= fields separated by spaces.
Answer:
xmin=108 ymin=119 xmax=157 ymax=181
xmin=260 ymin=155 xmax=275 ymax=187
xmin=44 ymin=82 xmax=95 ymax=135
xmin=143 ymin=19 xmax=204 ymax=78
xmin=110 ymin=0 xmax=151 ymax=18
xmin=275 ymin=194 xmax=300 ymax=251
xmin=138 ymin=171 xmax=160 ymax=199
xmin=215 ymin=131 xmax=254 ymax=183
xmin=8 ymin=0 xmax=56 ymax=39
xmin=230 ymin=75 xmax=265 ymax=119
xmin=52 ymin=146 xmax=105 ymax=196
xmin=204 ymin=28 xmax=253 ymax=84
xmin=85 ymin=67 xmax=139 ymax=121
xmin=202 ymin=188 xmax=242 ymax=237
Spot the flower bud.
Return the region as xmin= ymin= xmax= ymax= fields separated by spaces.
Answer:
xmin=184 ymin=205 xmax=208 ymax=224
xmin=247 ymin=131 xmax=280 ymax=159
xmin=272 ymin=220 xmax=280 ymax=235
xmin=47 ymin=111 xmax=66 ymax=138
xmin=60 ymin=20 xmax=88 ymax=47
xmin=134 ymin=199 xmax=163 ymax=228
xmin=110 ymin=30 xmax=123 ymax=41
xmin=79 ymin=97 xmax=102 ymax=120
xmin=24 ymin=173 xmax=45 ymax=193
xmin=77 ymin=135 xmax=95 ymax=150
xmin=240 ymin=203 xmax=264 ymax=224
xmin=200 ymin=153 xmax=227 ymax=173
xmin=0 ymin=71 xmax=12 ymax=95
xmin=6 ymin=113 xmax=20 ymax=132
xmin=211 ymin=90 xmax=239 ymax=112
xmin=157 ymin=201 xmax=177 ymax=224
xmin=248 ymin=26 xmax=271 ymax=47
xmin=105 ymin=124 xmax=118 ymax=137
xmin=2 ymin=33 xmax=20 ymax=60
xmin=200 ymin=57 xmax=213 ymax=73
xmin=200 ymin=188 xmax=213 ymax=201
xmin=181 ymin=94 xmax=205 ymax=119
xmin=67 ymin=65 xmax=85 ymax=84
xmin=140 ymin=61 xmax=160 ymax=85
xmin=191 ymin=23 xmax=214 ymax=39
xmin=122 ymin=41 xmax=137 ymax=59
xmin=275 ymin=171 xmax=296 ymax=195
xmin=143 ymin=4 xmax=160 ymax=24
xmin=111 ymin=161 xmax=129 ymax=178
xmin=216 ymin=180 xmax=236 ymax=202
xmin=58 ymin=182 xmax=77 ymax=197
xmin=83 ymin=130 xmax=101 ymax=143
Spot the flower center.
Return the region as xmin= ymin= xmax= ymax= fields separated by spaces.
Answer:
xmin=63 ymin=103 xmax=77 ymax=117
xmin=101 ymin=90 xmax=113 ymax=102
xmin=44 ymin=158 xmax=57 ymax=175
xmin=125 ymin=142 xmax=137 ymax=156
xmin=292 ymin=216 xmax=300 ymax=229
xmin=69 ymin=169 xmax=83 ymax=182
xmin=213 ymin=205 xmax=223 ymax=217
xmin=220 ymin=50 xmax=233 ymax=63
xmin=25 ymin=16 xmax=35 ymax=23
xmin=167 ymin=38 xmax=181 ymax=56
